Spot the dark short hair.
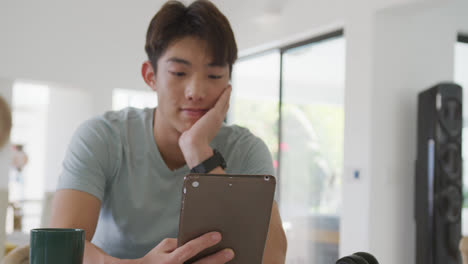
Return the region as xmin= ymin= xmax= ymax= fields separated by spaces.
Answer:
xmin=145 ymin=0 xmax=238 ymax=76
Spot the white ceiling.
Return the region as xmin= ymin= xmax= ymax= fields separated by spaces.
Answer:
xmin=0 ymin=0 xmax=443 ymax=90
xmin=0 ymin=0 xmax=305 ymax=89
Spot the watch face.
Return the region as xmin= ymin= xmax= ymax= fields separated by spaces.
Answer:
xmin=191 ymin=164 xmax=207 ymax=173
xmin=213 ymin=149 xmax=226 ymax=170
xmin=214 ymin=149 xmax=226 ymax=168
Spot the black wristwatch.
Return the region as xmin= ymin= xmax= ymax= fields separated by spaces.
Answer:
xmin=190 ymin=149 xmax=226 ymax=173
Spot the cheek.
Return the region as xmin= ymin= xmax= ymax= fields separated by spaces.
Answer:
xmin=157 ymin=78 xmax=184 ymax=103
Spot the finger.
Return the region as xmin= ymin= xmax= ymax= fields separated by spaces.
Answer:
xmin=221 ymin=86 xmax=231 ymax=114
xmin=193 ymin=248 xmax=235 ymax=264
xmin=214 ymin=85 xmax=232 ymax=112
xmin=156 ymin=238 xmax=178 ymax=252
xmin=170 ymin=232 xmax=222 ymax=262
xmin=214 ymin=86 xmax=231 ymax=121
xmin=203 ymin=86 xmax=230 ymax=125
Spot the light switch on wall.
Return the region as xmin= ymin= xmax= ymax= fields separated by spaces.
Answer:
xmin=344 ymin=166 xmax=364 ymax=182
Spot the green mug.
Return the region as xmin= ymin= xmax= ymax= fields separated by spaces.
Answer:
xmin=30 ymin=228 xmax=85 ymax=264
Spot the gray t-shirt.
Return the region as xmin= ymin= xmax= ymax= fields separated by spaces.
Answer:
xmin=57 ymin=107 xmax=274 ymax=259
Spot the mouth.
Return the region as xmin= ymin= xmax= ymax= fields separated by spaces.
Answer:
xmin=180 ymin=108 xmax=209 ymax=118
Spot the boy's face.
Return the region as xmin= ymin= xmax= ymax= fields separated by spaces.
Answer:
xmin=151 ymin=36 xmax=230 ymax=133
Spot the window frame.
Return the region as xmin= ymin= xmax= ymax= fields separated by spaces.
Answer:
xmin=232 ymin=29 xmax=345 ymax=202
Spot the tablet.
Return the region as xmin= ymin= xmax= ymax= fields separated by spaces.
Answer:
xmin=177 ymin=173 xmax=276 ymax=263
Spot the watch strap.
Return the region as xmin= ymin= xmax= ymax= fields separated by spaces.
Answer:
xmin=190 ymin=149 xmax=226 ymax=173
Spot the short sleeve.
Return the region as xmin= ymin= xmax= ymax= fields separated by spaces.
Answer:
xmin=242 ymin=136 xmax=278 ymax=201
xmin=56 ymin=117 xmax=120 ymax=201
xmin=243 ymin=136 xmax=275 ymax=177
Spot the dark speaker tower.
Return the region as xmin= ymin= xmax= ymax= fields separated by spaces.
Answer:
xmin=415 ymin=82 xmax=463 ymax=264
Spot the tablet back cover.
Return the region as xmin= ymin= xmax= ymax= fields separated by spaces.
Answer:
xmin=177 ymin=174 xmax=276 ymax=263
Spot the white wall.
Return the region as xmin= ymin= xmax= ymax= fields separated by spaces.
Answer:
xmin=341 ymin=9 xmax=375 ymax=255
xmin=368 ymin=3 xmax=457 ymax=262
xmin=0 ymin=0 xmax=155 ymax=90
xmin=349 ymin=1 xmax=467 ymax=263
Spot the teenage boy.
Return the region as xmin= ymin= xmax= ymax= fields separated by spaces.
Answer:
xmin=51 ymin=1 xmax=287 ymax=263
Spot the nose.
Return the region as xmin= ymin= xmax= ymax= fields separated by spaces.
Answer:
xmin=185 ymin=76 xmax=206 ymax=101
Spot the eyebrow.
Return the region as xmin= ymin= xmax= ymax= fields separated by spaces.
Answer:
xmin=167 ymin=57 xmax=191 ymax=66
xmin=166 ymin=57 xmax=226 ymax=68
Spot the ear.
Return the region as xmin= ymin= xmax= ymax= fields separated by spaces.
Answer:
xmin=141 ymin=61 xmax=157 ymax=92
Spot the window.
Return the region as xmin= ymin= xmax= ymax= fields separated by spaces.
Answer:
xmin=230 ymin=30 xmax=345 ymax=263
xmin=230 ymin=51 xmax=280 ymax=173
xmin=112 ymin=88 xmax=157 ymax=111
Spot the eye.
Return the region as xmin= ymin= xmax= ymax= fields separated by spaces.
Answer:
xmin=169 ymin=71 xmax=186 ymax=77
xmin=208 ymin=75 xmax=223 ymax=79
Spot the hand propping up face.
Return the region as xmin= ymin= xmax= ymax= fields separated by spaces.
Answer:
xmin=178 ymin=85 xmax=232 ymax=169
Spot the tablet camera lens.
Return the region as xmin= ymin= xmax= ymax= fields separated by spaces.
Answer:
xmin=264 ymin=176 xmax=270 ymax=181
xmin=192 ymin=181 xmax=199 ymax=188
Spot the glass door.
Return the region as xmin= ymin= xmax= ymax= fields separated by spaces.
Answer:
xmin=230 ymin=51 xmax=281 ymax=174
xmin=279 ymin=36 xmax=345 ymax=263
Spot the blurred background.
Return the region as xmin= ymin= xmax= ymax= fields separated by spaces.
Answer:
xmin=0 ymin=0 xmax=467 ymax=263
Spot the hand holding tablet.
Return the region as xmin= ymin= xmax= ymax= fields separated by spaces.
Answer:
xmin=178 ymin=174 xmax=276 ymax=263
